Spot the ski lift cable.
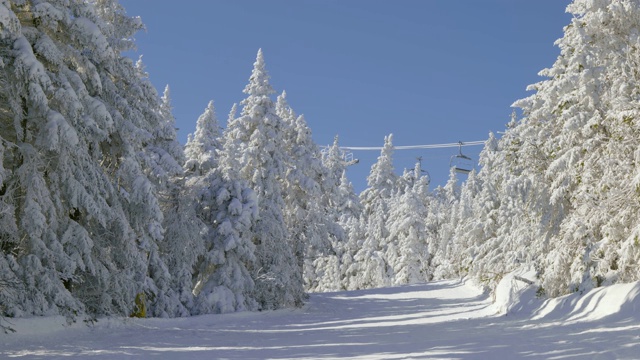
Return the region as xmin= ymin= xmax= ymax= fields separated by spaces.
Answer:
xmin=338 ymin=140 xmax=486 ymax=151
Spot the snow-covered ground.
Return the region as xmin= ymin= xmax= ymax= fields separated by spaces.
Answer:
xmin=2 ymin=273 xmax=640 ymax=359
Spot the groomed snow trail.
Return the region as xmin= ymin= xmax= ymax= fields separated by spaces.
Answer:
xmin=2 ymin=279 xmax=640 ymax=359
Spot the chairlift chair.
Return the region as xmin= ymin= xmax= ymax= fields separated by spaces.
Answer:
xmin=320 ymin=146 xmax=359 ymax=166
xmin=344 ymin=152 xmax=359 ymax=166
xmin=411 ymin=156 xmax=431 ymax=186
xmin=449 ymin=141 xmax=473 ymax=175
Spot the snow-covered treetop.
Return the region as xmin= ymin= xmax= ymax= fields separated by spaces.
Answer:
xmin=478 ymin=132 xmax=499 ymax=170
xmin=161 ymin=85 xmax=172 ymax=110
xmin=323 ymin=135 xmax=345 ymax=177
xmin=185 ymin=100 xmax=222 ymax=173
xmin=412 ymin=159 xmax=423 ymax=182
xmin=243 ymin=49 xmax=275 ymax=97
xmin=276 ymin=90 xmax=297 ymax=132
xmin=276 ymin=90 xmax=292 ymax=119
xmin=228 ymin=103 xmax=238 ymax=123
xmin=157 ymin=85 xmax=180 ymax=142
xmin=197 ymin=101 xmax=221 ymax=143
xmin=366 ymin=134 xmax=397 ymax=196
xmin=443 ymin=167 xmax=460 ymax=202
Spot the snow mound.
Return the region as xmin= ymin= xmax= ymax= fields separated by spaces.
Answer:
xmin=491 ymin=267 xmax=640 ymax=324
xmin=531 ymin=281 xmax=640 ymax=323
xmin=491 ymin=266 xmax=539 ymax=315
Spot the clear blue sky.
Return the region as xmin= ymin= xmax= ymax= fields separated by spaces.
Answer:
xmin=119 ymin=0 xmax=572 ymax=192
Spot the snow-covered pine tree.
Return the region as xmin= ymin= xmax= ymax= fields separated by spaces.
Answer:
xmin=336 ymin=171 xmax=363 ymax=231
xmin=362 ymin=134 xmax=398 ymax=206
xmin=218 ymin=103 xmax=240 ymax=179
xmin=429 ymin=168 xmax=461 ymax=280
xmin=542 ymin=0 xmax=640 ymax=295
xmin=386 ymin=160 xmax=431 ymax=285
xmin=178 ymin=100 xmax=226 ymax=313
xmin=491 ymin=0 xmax=640 ymax=296
xmin=142 ymin=83 xmax=202 ymax=317
xmin=88 ymin=1 xmax=188 ymax=318
xmin=189 ymin=168 xmax=258 ymax=314
xmin=382 ymin=168 xmax=412 ymax=284
xmin=336 ymin=170 xmax=365 ymax=290
xmin=349 ymin=134 xmax=397 ymax=289
xmin=446 ymin=168 xmax=483 ymax=279
xmin=0 ymin=0 xmax=186 ymax=318
xmin=221 ymin=50 xmax=303 ymax=309
xmin=457 ymin=133 xmax=502 ymax=282
xmin=276 ymin=92 xmax=347 ymax=292
xmin=464 ymin=117 xmax=539 ymax=289
xmin=0 ymin=0 xmax=118 ymax=318
xmin=154 ymin=85 xmax=187 ymax=172
xmin=181 ymin=98 xmax=258 ymax=314
xmin=454 ymin=0 xmax=640 ymax=297
xmin=317 ymin=137 xmax=364 ymax=290
xmin=185 ymin=100 xmax=222 ymax=175
xmin=311 ymin=174 xmax=351 ymax=292
xmin=0 ymin=0 xmax=22 ymax=316
xmin=321 ymin=135 xmax=362 ymax=237
xmin=159 ymin=173 xmax=202 ymax=316
xmin=275 ymin=92 xmax=312 ymax=290
xmin=322 ymin=135 xmax=348 ymax=184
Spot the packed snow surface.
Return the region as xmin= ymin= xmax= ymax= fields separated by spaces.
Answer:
xmin=2 ymin=276 xmax=640 ymax=359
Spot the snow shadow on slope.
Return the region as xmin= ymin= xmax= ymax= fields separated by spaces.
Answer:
xmin=2 ymin=279 xmax=640 ymax=359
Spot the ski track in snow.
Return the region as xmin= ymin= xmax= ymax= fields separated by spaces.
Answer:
xmin=2 ymin=279 xmax=640 ymax=359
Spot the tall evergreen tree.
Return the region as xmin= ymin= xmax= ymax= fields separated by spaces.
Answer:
xmin=275 ymin=92 xmax=311 ymax=289
xmin=430 ymin=168 xmax=461 ymax=280
xmin=349 ymin=134 xmax=397 ymax=289
xmin=386 ymin=160 xmax=431 ymax=285
xmin=220 ymin=50 xmax=303 ymax=309
xmin=336 ymin=170 xmax=365 ymax=290
xmin=0 ymin=0 xmax=184 ymax=318
xmin=319 ymin=137 xmax=364 ymax=290
xmin=188 ymin=169 xmax=258 ymax=314
xmin=457 ymin=133 xmax=502 ymax=282
xmin=183 ymin=99 xmax=257 ymax=315
xmin=137 ymin=80 xmax=188 ymax=317
xmin=276 ymin=92 xmax=347 ymax=292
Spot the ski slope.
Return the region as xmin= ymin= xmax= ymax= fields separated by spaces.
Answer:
xmin=2 ymin=274 xmax=640 ymax=359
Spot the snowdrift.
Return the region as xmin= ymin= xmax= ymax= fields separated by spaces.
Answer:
xmin=492 ymin=267 xmax=640 ymax=324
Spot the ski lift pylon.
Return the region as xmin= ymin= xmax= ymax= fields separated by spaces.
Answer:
xmin=449 ymin=141 xmax=473 ymax=175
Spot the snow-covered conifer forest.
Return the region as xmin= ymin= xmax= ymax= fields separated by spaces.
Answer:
xmin=2 ymin=0 xmax=640 ymax=326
